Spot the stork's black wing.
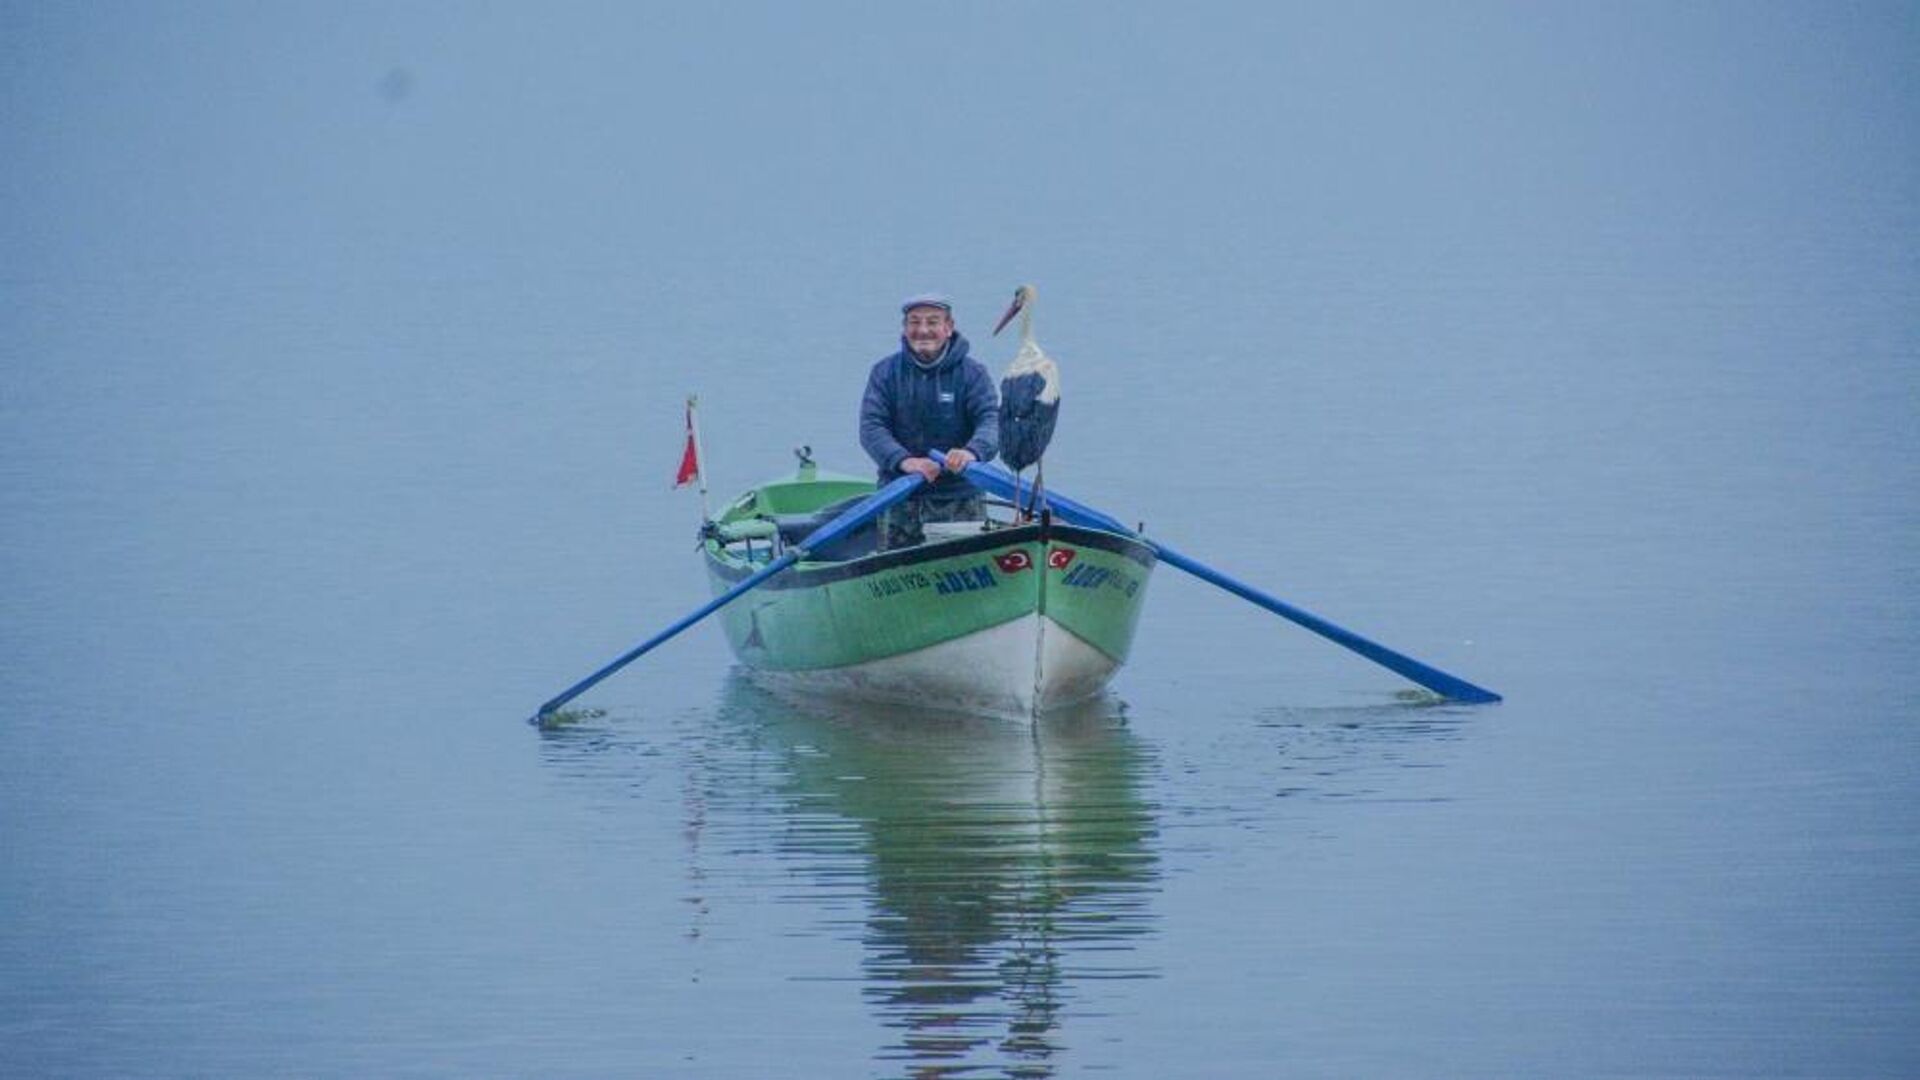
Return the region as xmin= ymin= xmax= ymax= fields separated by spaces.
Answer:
xmin=999 ymin=371 xmax=1060 ymax=472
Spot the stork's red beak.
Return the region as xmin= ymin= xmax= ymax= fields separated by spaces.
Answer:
xmin=992 ymin=291 xmax=1025 ymax=336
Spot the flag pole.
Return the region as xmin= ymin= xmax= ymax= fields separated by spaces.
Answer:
xmin=686 ymin=393 xmax=712 ymax=522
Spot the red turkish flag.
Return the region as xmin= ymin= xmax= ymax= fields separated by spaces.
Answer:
xmin=1047 ymin=548 xmax=1077 ymax=569
xmin=673 ymin=403 xmax=699 ymax=488
xmin=994 ymin=551 xmax=1033 ymax=573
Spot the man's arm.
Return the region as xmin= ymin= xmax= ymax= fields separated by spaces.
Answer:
xmin=858 ymin=361 xmax=911 ymax=474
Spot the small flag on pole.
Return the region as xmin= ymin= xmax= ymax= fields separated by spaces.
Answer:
xmin=674 ymin=400 xmax=700 ymax=488
xmin=676 ymin=394 xmax=711 ymax=521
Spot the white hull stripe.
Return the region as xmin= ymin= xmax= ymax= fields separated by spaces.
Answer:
xmin=745 ymin=613 xmax=1116 ymax=721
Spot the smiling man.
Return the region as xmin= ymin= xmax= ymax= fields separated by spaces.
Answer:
xmin=859 ymin=292 xmax=1000 ymax=550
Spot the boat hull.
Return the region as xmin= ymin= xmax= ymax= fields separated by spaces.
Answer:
xmin=746 ymin=611 xmax=1118 ymax=717
xmin=704 ymin=521 xmax=1155 ymax=720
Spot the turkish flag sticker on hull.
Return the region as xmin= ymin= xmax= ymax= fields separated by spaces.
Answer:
xmin=994 ymin=551 xmax=1034 ymax=573
xmin=1047 ymin=548 xmax=1077 ymax=570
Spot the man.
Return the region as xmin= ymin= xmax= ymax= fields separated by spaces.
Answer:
xmin=859 ymin=293 xmax=1000 ymax=550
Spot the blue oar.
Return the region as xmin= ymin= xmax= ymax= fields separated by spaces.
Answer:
xmin=957 ymin=457 xmax=1502 ymax=704
xmin=529 ymin=472 xmax=927 ymax=726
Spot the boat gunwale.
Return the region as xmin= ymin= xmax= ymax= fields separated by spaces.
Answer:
xmin=703 ymin=521 xmax=1157 ymax=590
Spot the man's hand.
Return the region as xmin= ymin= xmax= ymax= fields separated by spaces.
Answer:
xmin=900 ymin=457 xmax=942 ymax=483
xmin=943 ymin=448 xmax=977 ymax=473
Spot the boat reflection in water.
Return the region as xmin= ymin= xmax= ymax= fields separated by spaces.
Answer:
xmin=533 ymin=676 xmax=1482 ymax=1074
xmin=535 ymin=673 xmax=1160 ymax=1075
xmin=534 ymin=672 xmax=1161 ymax=1073
xmin=739 ymin=680 xmax=1161 ymax=1073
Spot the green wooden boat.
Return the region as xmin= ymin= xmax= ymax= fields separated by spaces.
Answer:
xmin=702 ymin=457 xmax=1157 ymax=719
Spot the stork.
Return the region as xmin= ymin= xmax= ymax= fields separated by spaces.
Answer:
xmin=992 ymin=284 xmax=1061 ymax=519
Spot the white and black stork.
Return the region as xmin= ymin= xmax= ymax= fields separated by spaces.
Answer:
xmin=992 ymin=284 xmax=1061 ymax=518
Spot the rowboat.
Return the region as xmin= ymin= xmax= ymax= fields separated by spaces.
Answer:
xmin=530 ymin=434 xmax=1498 ymax=729
xmin=701 ymin=456 xmax=1156 ymax=719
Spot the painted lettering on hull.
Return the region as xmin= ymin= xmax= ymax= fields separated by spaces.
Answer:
xmin=934 ymin=566 xmax=999 ymax=595
xmin=865 ymin=570 xmax=933 ymax=599
xmin=865 ymin=564 xmax=1003 ymax=599
xmin=1059 ymin=561 xmax=1141 ymax=598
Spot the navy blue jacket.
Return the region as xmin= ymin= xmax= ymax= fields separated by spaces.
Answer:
xmin=859 ymin=332 xmax=1000 ymax=499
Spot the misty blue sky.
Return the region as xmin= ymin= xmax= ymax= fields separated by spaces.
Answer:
xmin=5 ymin=2 xmax=1914 ymax=285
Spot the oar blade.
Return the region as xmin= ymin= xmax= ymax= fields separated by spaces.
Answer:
xmin=529 ymin=472 xmax=926 ymax=726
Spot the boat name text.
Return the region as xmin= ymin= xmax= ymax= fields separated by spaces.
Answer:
xmin=866 ymin=564 xmax=1004 ymax=599
xmin=865 ymin=570 xmax=933 ymax=599
xmin=1060 ymin=562 xmax=1141 ymax=597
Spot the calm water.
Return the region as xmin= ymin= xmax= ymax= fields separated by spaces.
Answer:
xmin=4 ymin=4 xmax=1918 ymax=1077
